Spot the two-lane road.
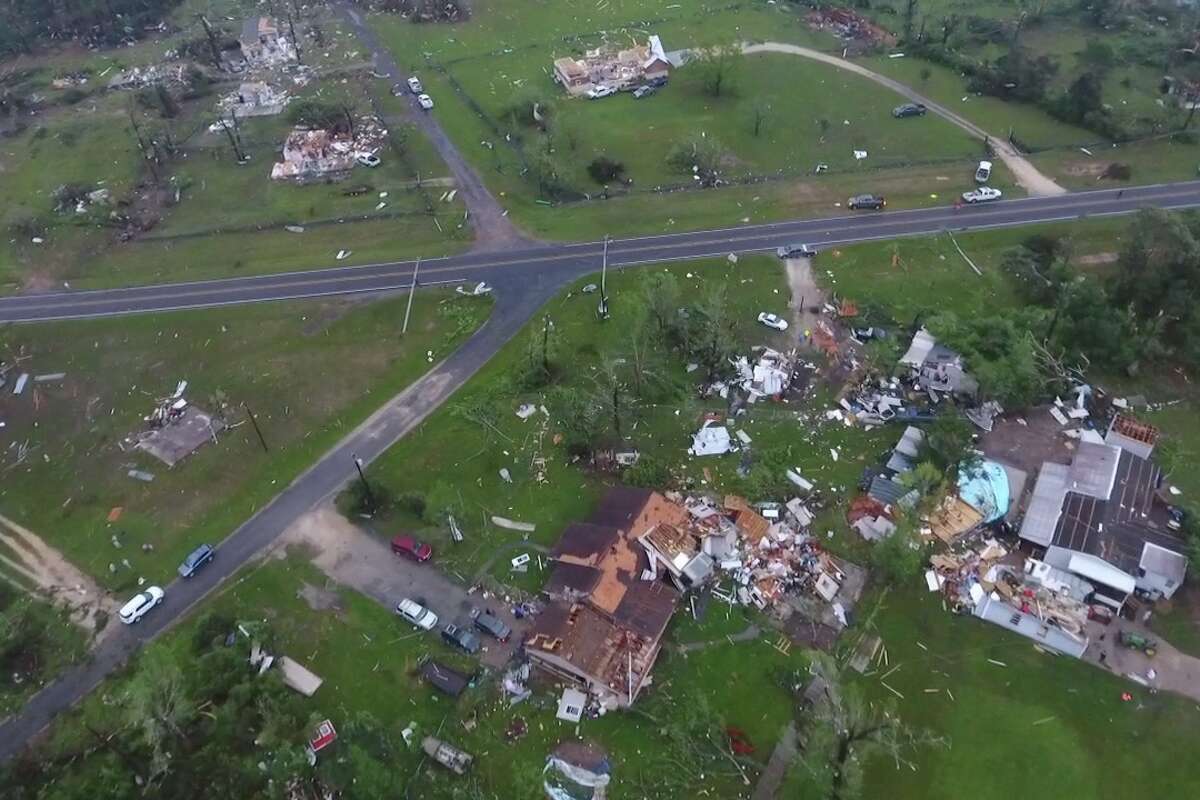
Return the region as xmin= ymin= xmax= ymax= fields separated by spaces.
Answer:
xmin=3 ymin=181 xmax=1199 ymax=323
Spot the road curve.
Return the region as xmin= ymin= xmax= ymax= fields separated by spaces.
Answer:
xmin=2 ymin=181 xmax=1199 ymax=323
xmin=741 ymin=41 xmax=1067 ymax=198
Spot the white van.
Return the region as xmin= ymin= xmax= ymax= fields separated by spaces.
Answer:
xmin=975 ymin=160 xmax=993 ymax=183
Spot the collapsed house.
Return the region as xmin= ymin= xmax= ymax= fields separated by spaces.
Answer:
xmin=1016 ymin=415 xmax=1188 ymax=607
xmin=553 ymin=34 xmax=673 ymax=96
xmin=271 ymin=128 xmax=355 ymax=180
xmin=220 ymin=81 xmax=288 ymax=119
xmin=240 ymin=17 xmax=296 ymax=68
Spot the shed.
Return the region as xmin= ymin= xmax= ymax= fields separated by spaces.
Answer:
xmin=421 ymin=660 xmax=471 ymax=697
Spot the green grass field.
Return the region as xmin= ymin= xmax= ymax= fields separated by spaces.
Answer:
xmin=0 ymin=290 xmax=489 ymax=594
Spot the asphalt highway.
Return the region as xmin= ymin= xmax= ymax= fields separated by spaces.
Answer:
xmin=4 ymin=180 xmax=1200 ymax=323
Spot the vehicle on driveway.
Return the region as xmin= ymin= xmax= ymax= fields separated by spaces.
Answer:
xmin=119 ymin=586 xmax=164 ymax=624
xmin=586 ymin=85 xmax=616 ymax=100
xmin=407 ymin=76 xmax=423 ymax=94
xmin=776 ymin=243 xmax=816 ymax=259
xmin=470 ymin=608 xmax=512 ymax=642
xmin=852 ymin=326 xmax=888 ymax=341
xmin=847 ymin=194 xmax=886 ymax=210
xmin=757 ymin=312 xmax=789 ymax=331
xmin=178 ymin=544 xmax=214 ymax=578
xmin=442 ymin=623 xmax=482 ymax=654
xmin=417 ymin=93 xmax=434 ymax=110
xmin=356 ymin=154 xmax=381 ymax=168
xmin=892 ymin=102 xmax=927 ymax=118
xmin=961 ymin=187 xmax=1002 ymax=204
xmin=632 ymin=85 xmax=655 ymax=99
xmin=392 ymin=535 xmax=433 ymax=562
xmin=396 ymin=598 xmax=439 ymax=631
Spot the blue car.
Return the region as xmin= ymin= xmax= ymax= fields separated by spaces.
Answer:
xmin=178 ymin=544 xmax=215 ymax=578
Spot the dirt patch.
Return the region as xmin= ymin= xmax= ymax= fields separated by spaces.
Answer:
xmin=297 ymin=581 xmax=344 ymax=612
xmin=1061 ymin=160 xmax=1109 ymax=178
xmin=0 ymin=513 xmax=116 ymax=633
xmin=1074 ymin=251 xmax=1118 ymax=266
xmin=785 ymin=256 xmax=826 ymax=337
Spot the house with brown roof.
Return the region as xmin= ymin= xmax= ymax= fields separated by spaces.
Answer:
xmin=528 ymin=488 xmax=684 ymax=707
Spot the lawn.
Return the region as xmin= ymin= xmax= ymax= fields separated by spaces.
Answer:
xmin=0 ymin=0 xmax=470 ymax=291
xmin=367 ymin=0 xmax=1023 ymax=240
xmin=0 ymin=289 xmax=490 ymax=595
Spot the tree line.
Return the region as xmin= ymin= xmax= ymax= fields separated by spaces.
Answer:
xmin=0 ymin=0 xmax=184 ymax=57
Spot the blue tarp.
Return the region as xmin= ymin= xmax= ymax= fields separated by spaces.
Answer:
xmin=957 ymin=460 xmax=1010 ymax=523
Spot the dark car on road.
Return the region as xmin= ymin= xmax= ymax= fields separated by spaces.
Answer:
xmin=847 ymin=194 xmax=887 ymax=210
xmin=776 ymin=243 xmax=816 ymax=259
xmin=470 ymin=608 xmax=512 ymax=642
xmin=391 ymin=535 xmax=433 ymax=562
xmin=892 ymin=102 xmax=927 ymax=118
xmin=178 ymin=544 xmax=214 ymax=578
xmin=442 ymin=623 xmax=482 ymax=654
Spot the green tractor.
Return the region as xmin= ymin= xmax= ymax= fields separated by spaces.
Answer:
xmin=1118 ymin=631 xmax=1157 ymax=657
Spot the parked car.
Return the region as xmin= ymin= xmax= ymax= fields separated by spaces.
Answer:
xmin=407 ymin=76 xmax=423 ymax=94
xmin=852 ymin=326 xmax=888 ymax=341
xmin=847 ymin=194 xmax=886 ymax=210
xmin=356 ymin=154 xmax=381 ymax=168
xmin=470 ymin=608 xmax=512 ymax=642
xmin=757 ymin=312 xmax=789 ymax=331
xmin=441 ymin=623 xmax=482 ymax=654
xmin=1167 ymin=506 xmax=1187 ymax=532
xmin=586 ymin=85 xmax=616 ymax=100
xmin=975 ymin=160 xmax=993 ymax=183
xmin=119 ymin=586 xmax=164 ymax=624
xmin=396 ymin=598 xmax=439 ymax=631
xmin=646 ymin=75 xmax=669 ymax=88
xmin=417 ymin=93 xmax=434 ymax=110
xmin=392 ymin=535 xmax=433 ymax=562
xmin=892 ymin=102 xmax=927 ymax=118
xmin=961 ymin=186 xmax=1002 ymax=204
xmin=632 ymin=85 xmax=655 ymax=99
xmin=776 ymin=243 xmax=816 ymax=259
xmin=178 ymin=544 xmax=214 ymax=578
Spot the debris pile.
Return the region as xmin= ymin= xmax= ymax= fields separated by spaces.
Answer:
xmin=122 ymin=380 xmax=227 ymax=467
xmin=216 ymin=81 xmax=289 ymax=119
xmin=805 ymin=8 xmax=897 ymax=48
xmin=270 ymin=115 xmax=389 ymax=181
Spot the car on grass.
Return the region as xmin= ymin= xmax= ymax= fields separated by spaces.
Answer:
xmin=757 ymin=312 xmax=789 ymax=331
xmin=407 ymin=76 xmax=423 ymax=94
xmin=975 ymin=160 xmax=993 ymax=183
xmin=178 ymin=544 xmax=214 ymax=578
xmin=396 ymin=598 xmax=439 ymax=631
xmin=441 ymin=623 xmax=482 ymax=654
xmin=632 ymin=85 xmax=655 ymax=99
xmin=356 ymin=153 xmax=381 ymax=168
xmin=119 ymin=586 xmax=164 ymax=624
xmin=776 ymin=243 xmax=816 ymax=259
xmin=847 ymin=194 xmax=886 ymax=210
xmin=391 ymin=535 xmax=433 ymax=562
xmin=961 ymin=187 xmax=1002 ymax=204
xmin=470 ymin=608 xmax=512 ymax=642
xmin=586 ymin=85 xmax=616 ymax=100
xmin=892 ymin=102 xmax=927 ymax=118
xmin=417 ymin=93 xmax=434 ymax=110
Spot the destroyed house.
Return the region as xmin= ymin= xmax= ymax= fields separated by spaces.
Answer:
xmin=529 ymin=489 xmax=684 ymax=706
xmin=1017 ymin=419 xmax=1187 ymax=605
xmin=899 ymin=328 xmax=978 ymax=397
xmin=240 ymin=17 xmax=281 ymax=59
xmin=638 ymin=523 xmax=714 ymax=591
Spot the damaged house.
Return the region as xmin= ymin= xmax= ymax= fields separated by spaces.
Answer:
xmin=899 ymin=328 xmax=978 ymax=398
xmin=529 ymin=488 xmax=686 ymax=707
xmin=271 ymin=128 xmax=355 ymax=181
xmin=553 ymin=34 xmax=673 ymax=97
xmin=1017 ymin=415 xmax=1188 ymax=608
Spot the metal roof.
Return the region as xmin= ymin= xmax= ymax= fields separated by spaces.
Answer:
xmin=1018 ymin=462 xmax=1069 ymax=547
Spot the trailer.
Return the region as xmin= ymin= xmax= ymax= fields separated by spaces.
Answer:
xmin=422 ymin=736 xmax=474 ymax=775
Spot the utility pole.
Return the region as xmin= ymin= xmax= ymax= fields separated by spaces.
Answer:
xmin=598 ymin=235 xmax=610 ymax=320
xmin=243 ymin=402 xmax=269 ymax=452
xmin=352 ymin=453 xmax=375 ymax=513
xmin=286 ymin=11 xmax=303 ymax=64
xmin=402 ymin=258 xmax=420 ymax=334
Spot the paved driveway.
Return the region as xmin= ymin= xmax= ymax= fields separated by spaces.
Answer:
xmin=278 ymin=506 xmax=528 ymax=669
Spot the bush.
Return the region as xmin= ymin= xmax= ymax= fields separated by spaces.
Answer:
xmin=341 ymin=477 xmax=394 ymax=517
xmin=397 ymin=491 xmax=427 ymax=517
xmin=192 ymin=611 xmax=236 ymax=653
xmin=587 ymin=156 xmax=625 ymax=185
xmin=60 ymin=87 xmax=87 ymax=105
